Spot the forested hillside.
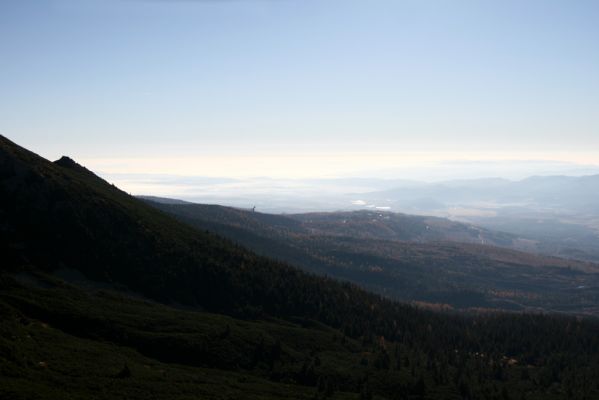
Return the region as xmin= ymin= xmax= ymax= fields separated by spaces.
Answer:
xmin=2 ymin=135 xmax=599 ymax=399
xmin=147 ymin=200 xmax=599 ymax=315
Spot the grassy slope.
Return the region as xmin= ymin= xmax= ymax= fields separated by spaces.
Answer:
xmin=0 ymin=274 xmax=364 ymax=400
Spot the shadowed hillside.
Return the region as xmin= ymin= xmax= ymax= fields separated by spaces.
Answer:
xmin=3 ymin=135 xmax=599 ymax=399
xmin=146 ymin=199 xmax=599 ymax=315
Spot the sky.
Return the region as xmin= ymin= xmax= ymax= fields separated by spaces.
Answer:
xmin=1 ymin=0 xmax=598 ymax=181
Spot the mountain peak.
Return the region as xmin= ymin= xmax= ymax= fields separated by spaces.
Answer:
xmin=54 ymin=155 xmax=78 ymax=167
xmin=54 ymin=155 xmax=86 ymax=171
xmin=54 ymin=155 xmax=101 ymax=181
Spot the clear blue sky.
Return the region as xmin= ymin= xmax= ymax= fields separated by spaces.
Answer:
xmin=1 ymin=0 xmax=598 ymax=178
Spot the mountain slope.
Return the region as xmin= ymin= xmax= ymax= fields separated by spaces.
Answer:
xmin=6 ymin=136 xmax=467 ymax=343
xmin=143 ymin=197 xmax=517 ymax=246
xmin=3 ymin=135 xmax=599 ymax=399
xmin=292 ymin=210 xmax=516 ymax=246
xmin=146 ymin=199 xmax=599 ymax=315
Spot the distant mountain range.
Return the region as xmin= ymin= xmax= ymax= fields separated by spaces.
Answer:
xmin=364 ymin=175 xmax=599 ymax=213
xmin=3 ymin=135 xmax=599 ymax=399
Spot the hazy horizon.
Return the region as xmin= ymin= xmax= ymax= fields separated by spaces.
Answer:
xmin=95 ymin=158 xmax=599 ymax=199
xmin=2 ymin=0 xmax=598 ymax=184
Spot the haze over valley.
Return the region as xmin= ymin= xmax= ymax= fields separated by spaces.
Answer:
xmin=123 ymin=169 xmax=599 ymax=264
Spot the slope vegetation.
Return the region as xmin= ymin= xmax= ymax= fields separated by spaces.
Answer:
xmin=147 ymin=200 xmax=599 ymax=315
xmin=2 ymin=135 xmax=599 ymax=399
